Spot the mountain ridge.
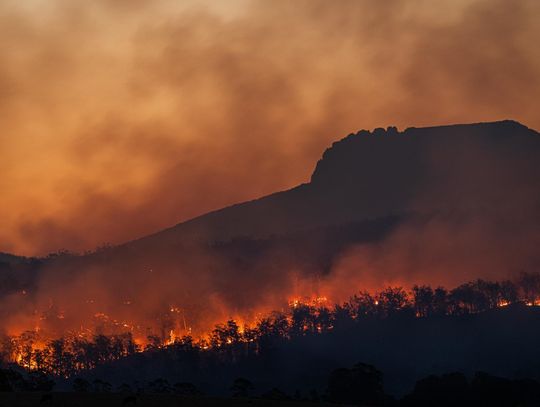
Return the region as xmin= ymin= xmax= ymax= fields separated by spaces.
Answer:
xmin=122 ymin=119 xmax=539 ymax=253
xmin=4 ymin=119 xmax=539 ymax=259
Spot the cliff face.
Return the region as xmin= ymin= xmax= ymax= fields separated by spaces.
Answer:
xmin=311 ymin=120 xmax=537 ymax=191
xmin=307 ymin=119 xmax=540 ymax=220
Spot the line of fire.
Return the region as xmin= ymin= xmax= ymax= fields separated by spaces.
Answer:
xmin=3 ymin=272 xmax=539 ymax=376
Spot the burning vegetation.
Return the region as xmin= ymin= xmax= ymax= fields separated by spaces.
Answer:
xmin=1 ymin=272 xmax=539 ymax=377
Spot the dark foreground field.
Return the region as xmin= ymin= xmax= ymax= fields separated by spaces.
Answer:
xmin=0 ymin=392 xmax=341 ymax=407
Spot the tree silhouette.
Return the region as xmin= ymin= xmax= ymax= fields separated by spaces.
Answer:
xmin=346 ymin=291 xmax=377 ymax=318
xmin=499 ymin=280 xmax=519 ymax=304
xmin=450 ymin=283 xmax=479 ymax=314
xmin=377 ymin=287 xmax=410 ymax=317
xmin=412 ymin=285 xmax=434 ymax=317
xmin=433 ymin=287 xmax=449 ymax=316
xmin=403 ymin=372 xmax=470 ymax=407
xmin=517 ymin=272 xmax=540 ymax=304
xmin=327 ymin=363 xmax=386 ymax=406
xmin=332 ymin=304 xmax=353 ymax=330
xmin=291 ymin=304 xmax=315 ymax=336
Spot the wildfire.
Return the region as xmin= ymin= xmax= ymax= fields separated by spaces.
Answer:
xmin=4 ymin=274 xmax=540 ymax=376
xmin=288 ymin=295 xmax=329 ymax=308
xmin=164 ymin=330 xmax=177 ymax=346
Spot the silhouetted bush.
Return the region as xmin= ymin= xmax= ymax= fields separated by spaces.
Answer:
xmin=327 ymin=363 xmax=386 ymax=406
xmin=402 ymin=372 xmax=470 ymax=406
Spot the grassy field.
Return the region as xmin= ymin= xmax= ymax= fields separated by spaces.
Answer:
xmin=0 ymin=392 xmax=343 ymax=407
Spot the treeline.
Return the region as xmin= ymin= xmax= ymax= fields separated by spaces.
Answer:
xmin=0 ymin=332 xmax=139 ymax=376
xmin=1 ymin=363 xmax=540 ymax=407
xmin=1 ymin=272 xmax=539 ymax=377
xmin=205 ymin=271 xmax=540 ymax=350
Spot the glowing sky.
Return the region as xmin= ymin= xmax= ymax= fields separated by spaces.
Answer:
xmin=1 ymin=0 xmax=539 ymax=255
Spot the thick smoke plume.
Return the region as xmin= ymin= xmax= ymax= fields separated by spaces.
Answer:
xmin=1 ymin=0 xmax=539 ymax=255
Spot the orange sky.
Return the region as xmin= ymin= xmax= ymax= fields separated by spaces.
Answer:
xmin=1 ymin=0 xmax=539 ymax=256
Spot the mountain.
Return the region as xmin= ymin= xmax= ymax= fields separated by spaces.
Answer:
xmin=5 ymin=119 xmax=533 ymax=260
xmin=124 ymin=119 xmax=540 ymax=250
xmin=3 ymin=120 xmax=540 ymax=335
xmin=0 ymin=252 xmax=31 ymax=265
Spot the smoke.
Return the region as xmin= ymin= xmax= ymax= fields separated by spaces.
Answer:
xmin=1 ymin=0 xmax=539 ymax=343
xmin=1 ymin=0 xmax=539 ymax=255
xmin=0 ymin=240 xmax=305 ymax=339
xmin=4 ymin=123 xmax=540 ymax=343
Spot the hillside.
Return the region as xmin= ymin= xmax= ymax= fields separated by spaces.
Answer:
xmin=73 ymin=304 xmax=540 ymax=397
xmin=2 ymin=120 xmax=540 ymax=337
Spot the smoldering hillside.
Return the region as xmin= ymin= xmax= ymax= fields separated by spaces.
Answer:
xmin=1 ymin=120 xmax=540 ymax=337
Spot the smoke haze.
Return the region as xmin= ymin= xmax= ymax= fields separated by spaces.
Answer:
xmin=2 ymin=121 xmax=539 ymax=342
xmin=1 ymin=0 xmax=539 ymax=255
